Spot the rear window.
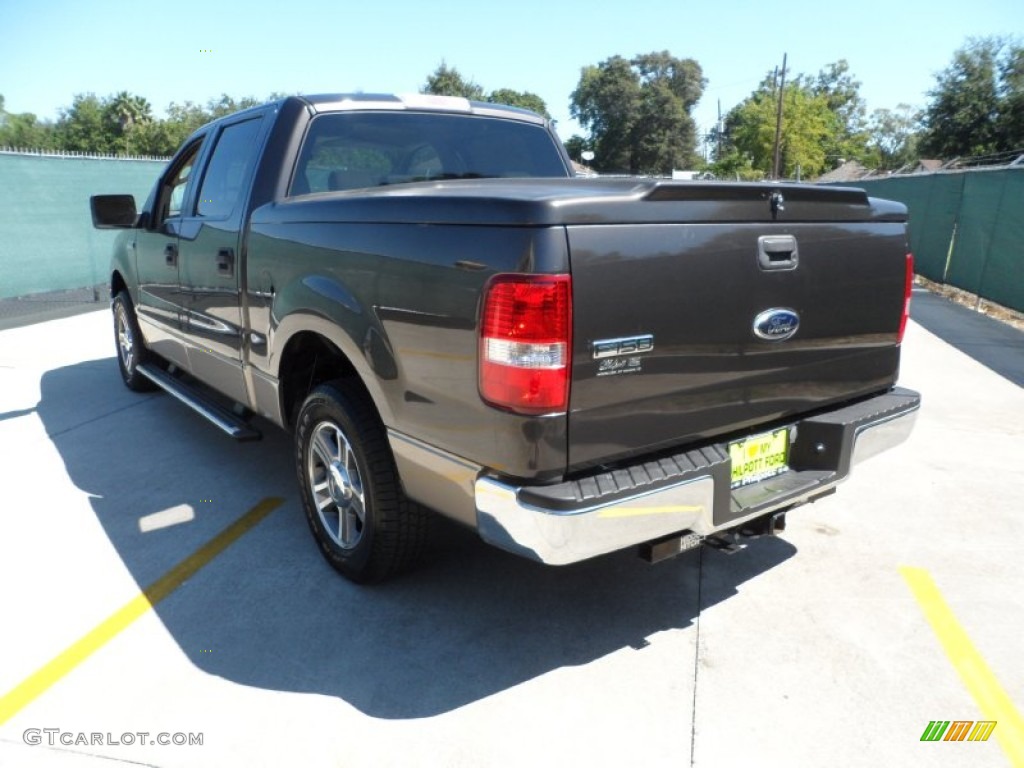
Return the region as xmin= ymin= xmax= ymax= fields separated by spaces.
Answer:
xmin=290 ymin=112 xmax=568 ymax=195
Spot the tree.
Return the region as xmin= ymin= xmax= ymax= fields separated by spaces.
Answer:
xmin=563 ymin=134 xmax=593 ymax=163
xmin=52 ymin=92 xmax=153 ymax=154
xmin=0 ymin=112 xmax=56 ymax=149
xmin=108 ymin=91 xmax=151 ymax=131
xmin=803 ymin=60 xmax=873 ymax=167
xmin=487 ymin=88 xmax=549 ymax=118
xmin=0 ymin=111 xmax=56 ymax=149
xmin=808 ymin=60 xmax=865 ymax=136
xmin=570 ymin=56 xmax=640 ymax=173
xmin=421 ymin=62 xmax=484 ymax=100
xmin=2 ymin=90 xmax=286 ymax=156
xmin=997 ymin=43 xmax=1024 ymax=149
xmin=633 ymin=51 xmax=704 ymax=110
xmin=129 ymin=93 xmax=275 ymax=156
xmin=107 ymin=91 xmax=153 ymax=154
xmin=129 ymin=120 xmax=182 ymax=157
xmin=0 ymin=95 xmax=56 ymax=149
xmin=631 ymin=51 xmax=704 ymax=173
xmin=54 ymin=93 xmax=116 ymax=153
xmin=207 ymin=94 xmax=261 ymax=119
xmin=867 ymin=104 xmax=921 ymax=169
xmin=152 ymin=100 xmax=211 ymax=152
xmin=918 ymin=37 xmax=1021 ymax=158
xmin=570 ymin=51 xmax=705 ymax=174
xmin=631 ymin=77 xmax=696 ymax=173
xmin=715 ymin=75 xmax=838 ymax=179
xmin=713 ymin=61 xmax=877 ymax=179
xmin=419 ymin=65 xmax=551 ymax=121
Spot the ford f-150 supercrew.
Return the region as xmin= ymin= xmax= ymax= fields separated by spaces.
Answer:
xmin=91 ymin=93 xmax=920 ymax=583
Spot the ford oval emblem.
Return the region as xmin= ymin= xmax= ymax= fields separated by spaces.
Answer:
xmin=753 ymin=308 xmax=800 ymax=341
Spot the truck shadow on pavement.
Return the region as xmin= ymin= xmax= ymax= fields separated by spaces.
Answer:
xmin=911 ymin=289 xmax=1024 ymax=387
xmin=39 ymin=357 xmax=797 ymax=720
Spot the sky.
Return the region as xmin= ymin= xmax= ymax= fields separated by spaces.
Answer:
xmin=2 ymin=0 xmax=1022 ymax=147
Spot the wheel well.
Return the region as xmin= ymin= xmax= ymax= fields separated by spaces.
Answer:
xmin=111 ymin=271 xmax=127 ymax=300
xmin=279 ymin=332 xmax=368 ymax=430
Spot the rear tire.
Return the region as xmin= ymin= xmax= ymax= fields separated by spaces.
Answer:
xmin=295 ymin=380 xmax=429 ymax=583
xmin=112 ymin=291 xmax=156 ymax=392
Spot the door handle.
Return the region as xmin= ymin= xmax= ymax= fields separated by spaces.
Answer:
xmin=216 ymin=247 xmax=235 ymax=276
xmin=164 ymin=243 xmax=178 ymax=267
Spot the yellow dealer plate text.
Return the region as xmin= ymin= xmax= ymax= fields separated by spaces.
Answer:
xmin=729 ymin=428 xmax=789 ymax=489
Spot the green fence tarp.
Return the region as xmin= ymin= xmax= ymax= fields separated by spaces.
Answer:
xmin=974 ymin=170 xmax=1024 ymax=312
xmin=829 ymin=168 xmax=1024 ymax=313
xmin=4 ymin=154 xmax=1022 ymax=312
xmin=948 ymin=171 xmax=1004 ymax=292
xmin=0 ymin=154 xmax=163 ymax=298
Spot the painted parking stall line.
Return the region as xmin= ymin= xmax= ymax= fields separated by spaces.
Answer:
xmin=900 ymin=565 xmax=1024 ymax=766
xmin=0 ymin=497 xmax=284 ymax=725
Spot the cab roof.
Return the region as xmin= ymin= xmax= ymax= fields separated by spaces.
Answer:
xmin=296 ymin=93 xmax=548 ymax=125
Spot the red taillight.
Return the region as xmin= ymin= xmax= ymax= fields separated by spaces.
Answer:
xmin=899 ymin=252 xmax=914 ymax=343
xmin=479 ymin=274 xmax=572 ymax=414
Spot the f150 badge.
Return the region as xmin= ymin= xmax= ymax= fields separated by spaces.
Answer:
xmin=753 ymin=308 xmax=800 ymax=341
xmin=592 ymin=334 xmax=653 ymax=376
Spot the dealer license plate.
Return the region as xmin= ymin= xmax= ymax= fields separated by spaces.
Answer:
xmin=728 ymin=428 xmax=789 ymax=489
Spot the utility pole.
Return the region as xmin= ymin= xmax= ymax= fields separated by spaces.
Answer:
xmin=717 ymin=99 xmax=723 ymax=162
xmin=771 ymin=53 xmax=787 ymax=180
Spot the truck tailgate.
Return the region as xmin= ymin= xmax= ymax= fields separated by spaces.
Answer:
xmin=567 ymin=187 xmax=909 ymax=470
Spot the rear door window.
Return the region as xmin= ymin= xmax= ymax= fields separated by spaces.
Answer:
xmin=195 ymin=117 xmax=264 ymax=219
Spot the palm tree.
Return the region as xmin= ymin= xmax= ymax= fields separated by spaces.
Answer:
xmin=109 ymin=91 xmax=152 ymax=155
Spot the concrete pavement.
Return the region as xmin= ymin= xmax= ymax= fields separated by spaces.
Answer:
xmin=0 ymin=291 xmax=1021 ymax=767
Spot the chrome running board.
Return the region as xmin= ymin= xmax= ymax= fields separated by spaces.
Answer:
xmin=137 ymin=363 xmax=261 ymax=441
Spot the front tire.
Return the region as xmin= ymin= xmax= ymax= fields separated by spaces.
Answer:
xmin=112 ymin=291 xmax=156 ymax=392
xmin=295 ymin=380 xmax=428 ymax=583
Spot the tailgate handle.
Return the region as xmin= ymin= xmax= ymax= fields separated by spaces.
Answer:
xmin=758 ymin=235 xmax=798 ymax=271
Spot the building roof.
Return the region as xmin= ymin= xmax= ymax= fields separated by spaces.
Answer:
xmin=815 ymin=160 xmax=871 ymax=183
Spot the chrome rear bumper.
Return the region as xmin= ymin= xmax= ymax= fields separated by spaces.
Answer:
xmin=475 ymin=387 xmax=920 ymax=565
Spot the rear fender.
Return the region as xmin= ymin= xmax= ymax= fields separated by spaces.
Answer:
xmin=269 ymin=274 xmax=396 ymax=425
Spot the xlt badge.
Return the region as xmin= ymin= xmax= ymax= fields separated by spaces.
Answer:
xmin=592 ymin=334 xmax=654 ymax=359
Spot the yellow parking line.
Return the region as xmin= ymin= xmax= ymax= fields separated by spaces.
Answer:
xmin=900 ymin=566 xmax=1024 ymax=766
xmin=598 ymin=505 xmax=703 ymax=519
xmin=0 ymin=497 xmax=284 ymax=725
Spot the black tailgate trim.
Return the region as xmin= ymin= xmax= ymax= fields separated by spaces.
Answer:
xmin=518 ymin=444 xmax=731 ymax=513
xmin=518 ymin=387 xmax=920 ymax=522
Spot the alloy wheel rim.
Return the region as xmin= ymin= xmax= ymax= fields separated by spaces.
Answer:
xmin=307 ymin=421 xmax=366 ymax=550
xmin=116 ymin=305 xmax=134 ymax=371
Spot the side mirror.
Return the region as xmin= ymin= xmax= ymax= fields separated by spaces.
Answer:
xmin=90 ymin=194 xmax=138 ymax=229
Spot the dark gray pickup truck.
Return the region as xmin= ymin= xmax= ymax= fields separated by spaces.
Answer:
xmin=91 ymin=93 xmax=919 ymax=582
